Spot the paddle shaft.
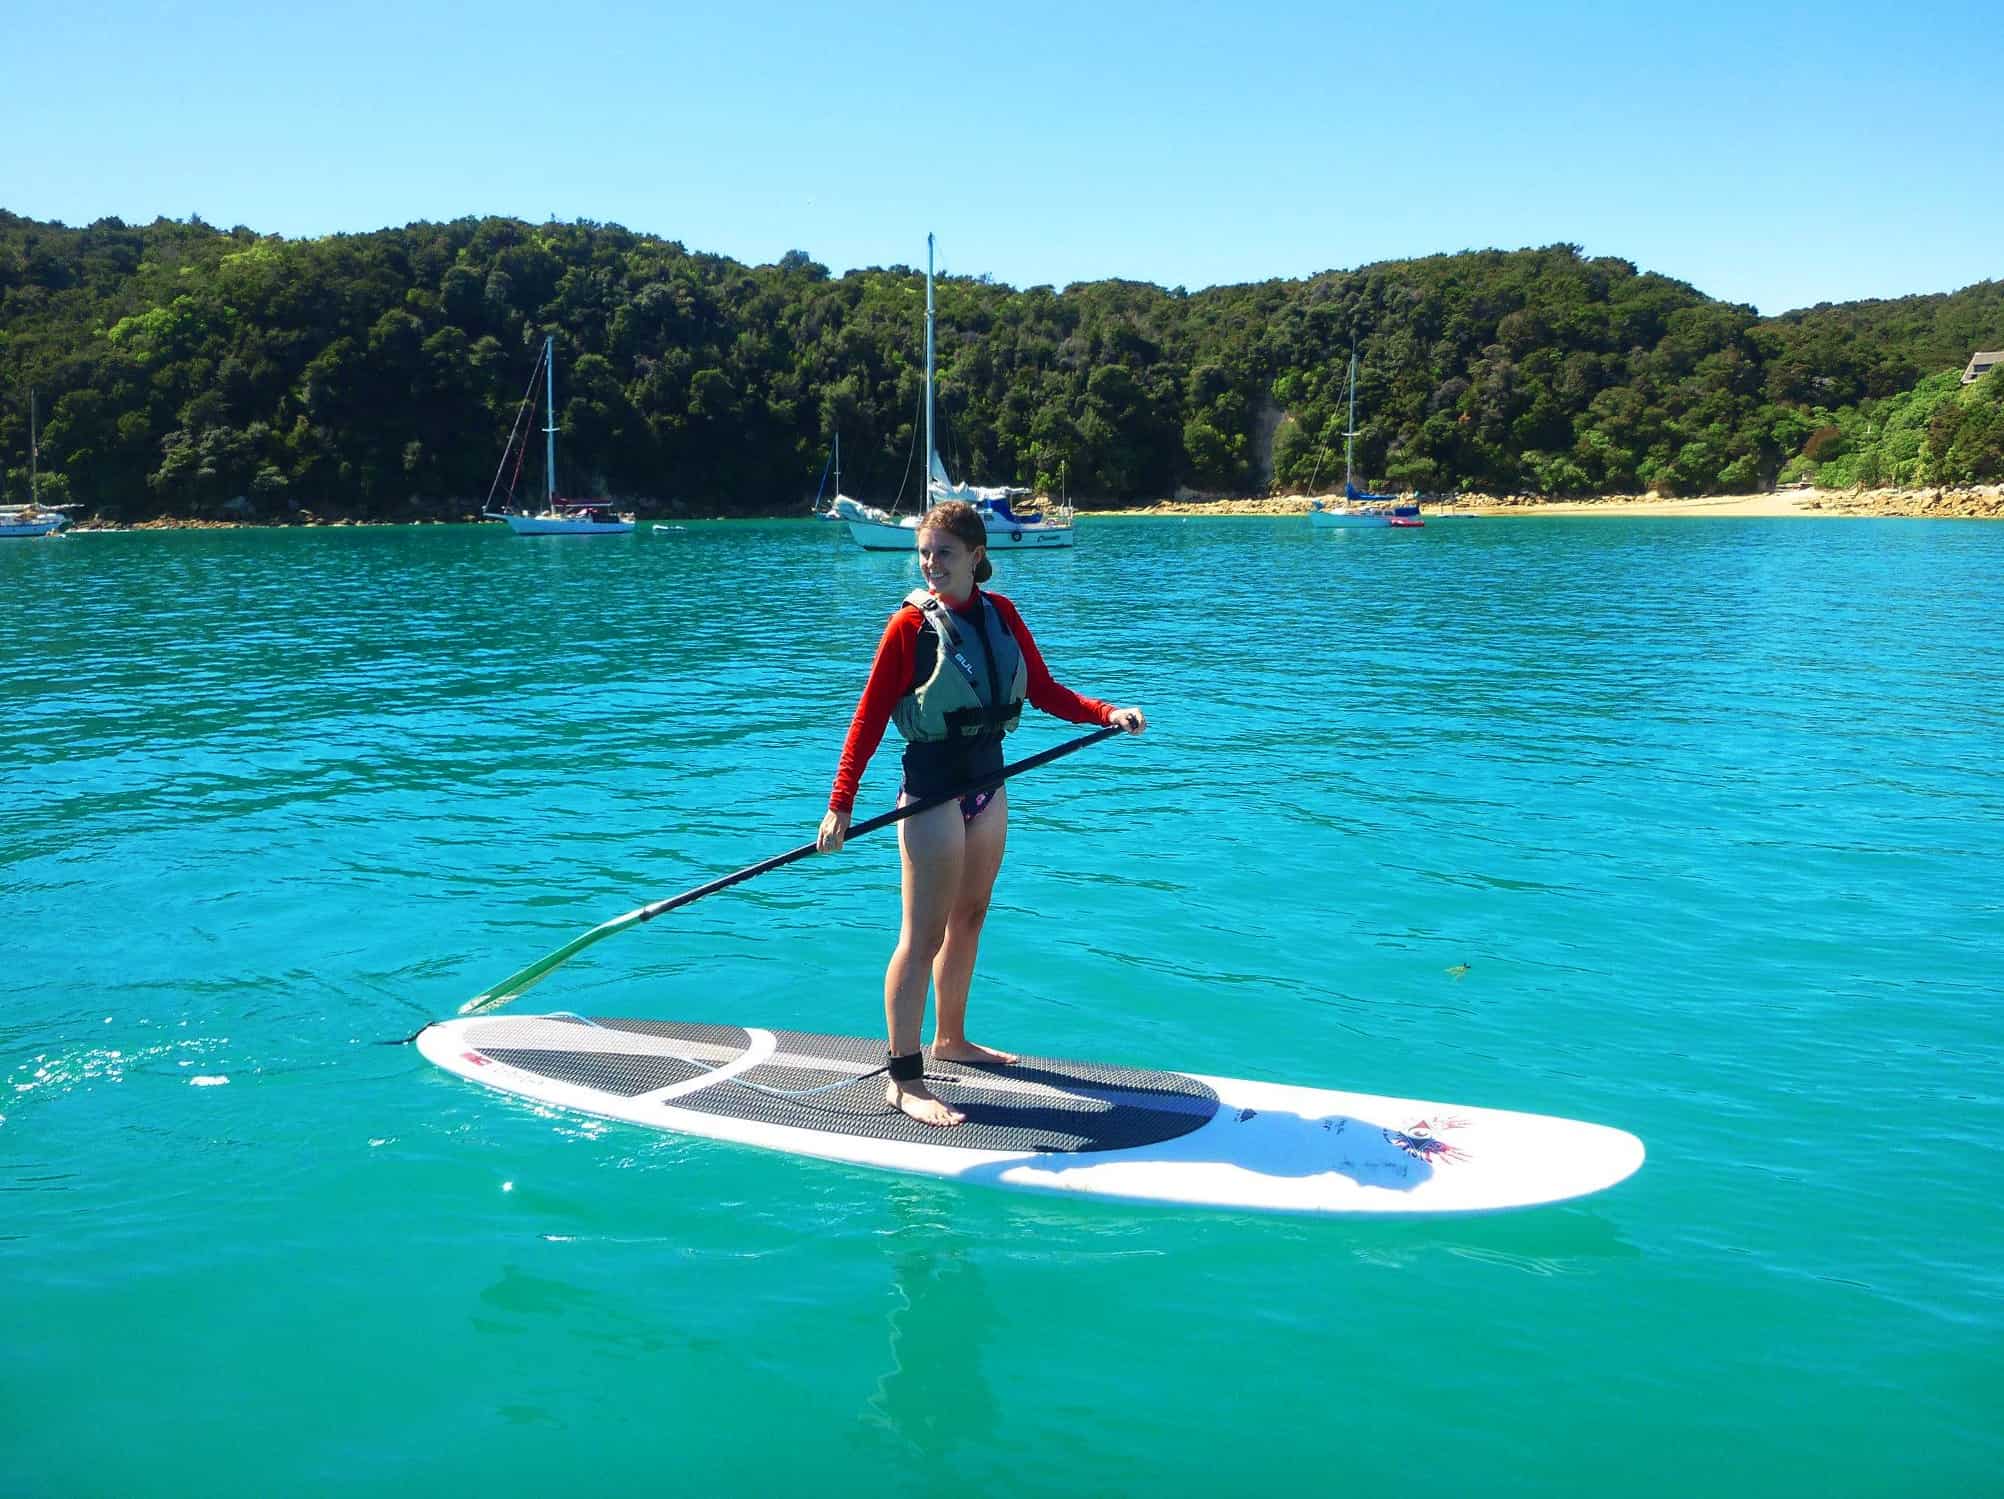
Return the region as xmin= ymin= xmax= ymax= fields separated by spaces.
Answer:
xmin=638 ymin=723 xmax=1122 ymax=920
xmin=460 ymin=724 xmax=1124 ymax=1014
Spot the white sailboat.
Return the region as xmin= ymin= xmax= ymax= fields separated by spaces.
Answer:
xmin=837 ymin=236 xmax=1076 ymax=551
xmin=1308 ymin=352 xmax=1422 ymax=530
xmin=482 ymin=336 xmax=634 ymax=535
xmin=2 ymin=389 xmax=75 ymax=539
xmin=829 ymin=492 xmax=918 ymax=548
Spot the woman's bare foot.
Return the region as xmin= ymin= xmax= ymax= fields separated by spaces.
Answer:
xmin=886 ymin=1078 xmax=965 ymax=1127
xmin=930 ymin=1040 xmax=1019 ymax=1066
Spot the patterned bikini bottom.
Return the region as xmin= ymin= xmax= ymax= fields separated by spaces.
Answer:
xmin=901 ymin=784 xmax=998 ymax=824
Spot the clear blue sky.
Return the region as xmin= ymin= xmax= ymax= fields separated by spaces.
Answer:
xmin=7 ymin=0 xmax=1999 ymax=315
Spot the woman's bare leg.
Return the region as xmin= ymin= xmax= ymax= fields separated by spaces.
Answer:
xmin=931 ymin=787 xmax=1018 ymax=1065
xmin=884 ymin=797 xmax=966 ymax=1126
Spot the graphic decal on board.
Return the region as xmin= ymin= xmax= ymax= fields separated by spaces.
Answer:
xmin=1384 ymin=1116 xmax=1470 ymax=1163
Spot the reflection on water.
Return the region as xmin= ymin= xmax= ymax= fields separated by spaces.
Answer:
xmin=864 ymin=1183 xmax=1000 ymax=1459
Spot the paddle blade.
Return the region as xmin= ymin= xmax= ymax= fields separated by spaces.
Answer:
xmin=459 ymin=910 xmax=645 ymax=1015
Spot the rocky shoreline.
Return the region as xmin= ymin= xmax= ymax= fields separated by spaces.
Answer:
xmin=53 ymin=483 xmax=2004 ymax=530
xmin=1094 ymin=485 xmax=2004 ymax=521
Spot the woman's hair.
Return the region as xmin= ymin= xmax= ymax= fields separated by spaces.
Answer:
xmin=919 ymin=500 xmax=992 ymax=582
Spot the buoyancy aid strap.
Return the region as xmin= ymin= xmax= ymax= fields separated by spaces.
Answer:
xmin=905 ymin=588 xmax=990 ymax=693
xmin=903 ymin=589 xmax=960 ymax=641
xmin=942 ymin=706 xmax=1005 ymax=739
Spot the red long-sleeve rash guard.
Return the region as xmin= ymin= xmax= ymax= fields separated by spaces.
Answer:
xmin=827 ymin=589 xmax=1113 ymax=814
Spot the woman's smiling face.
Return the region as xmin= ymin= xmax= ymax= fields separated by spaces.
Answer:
xmin=917 ymin=527 xmax=981 ymax=600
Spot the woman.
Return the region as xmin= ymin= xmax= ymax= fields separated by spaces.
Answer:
xmin=817 ymin=500 xmax=1146 ymax=1127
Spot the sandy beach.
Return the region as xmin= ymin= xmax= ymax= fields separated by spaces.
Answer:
xmin=49 ymin=483 xmax=2004 ymax=531
xmin=1095 ymin=485 xmax=2004 ymax=521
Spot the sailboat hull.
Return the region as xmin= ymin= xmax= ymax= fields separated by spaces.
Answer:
xmin=843 ymin=514 xmax=1077 ymax=549
xmin=982 ymin=523 xmax=1076 ymax=548
xmin=487 ymin=510 xmax=634 ymax=535
xmin=844 ymin=515 xmax=921 ymax=549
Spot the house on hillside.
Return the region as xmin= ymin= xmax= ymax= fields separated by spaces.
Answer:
xmin=1964 ymin=350 xmax=2001 ymax=384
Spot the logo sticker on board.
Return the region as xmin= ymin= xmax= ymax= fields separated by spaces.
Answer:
xmin=1384 ymin=1116 xmax=1469 ymax=1164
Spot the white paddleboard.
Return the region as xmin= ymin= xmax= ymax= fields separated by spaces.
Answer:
xmin=418 ymin=1015 xmax=1644 ymax=1216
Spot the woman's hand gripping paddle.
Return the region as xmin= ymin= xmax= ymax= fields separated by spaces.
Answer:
xmin=457 ymin=725 xmax=1126 ymax=1017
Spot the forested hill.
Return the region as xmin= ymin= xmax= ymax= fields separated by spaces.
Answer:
xmin=2 ymin=210 xmax=1999 ymax=519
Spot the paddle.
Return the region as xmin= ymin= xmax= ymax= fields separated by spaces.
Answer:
xmin=457 ymin=724 xmax=1127 ymax=1017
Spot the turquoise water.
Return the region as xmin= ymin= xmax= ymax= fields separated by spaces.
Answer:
xmin=5 ymin=516 xmax=1999 ymax=1497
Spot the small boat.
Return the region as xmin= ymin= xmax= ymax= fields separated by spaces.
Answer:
xmin=3 ymin=390 xmax=74 ymax=539
xmin=826 ymin=492 xmax=917 ymax=548
xmin=0 ymin=505 xmax=69 ymax=538
xmin=832 ymin=489 xmax=1076 ymax=551
xmin=494 ymin=498 xmax=633 ymax=535
xmin=482 ymin=337 xmax=634 ymax=536
xmin=1308 ymin=353 xmax=1422 ymax=530
xmin=837 ymin=237 xmax=1075 ymax=552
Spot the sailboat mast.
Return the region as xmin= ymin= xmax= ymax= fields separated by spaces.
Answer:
xmin=29 ymin=387 xmax=37 ymax=505
xmin=924 ymin=234 xmax=936 ymax=485
xmin=542 ymin=335 xmax=557 ymax=505
xmin=834 ymin=431 xmax=841 ymax=494
xmin=1343 ymin=350 xmax=1358 ymax=492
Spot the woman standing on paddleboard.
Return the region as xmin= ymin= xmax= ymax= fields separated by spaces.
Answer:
xmin=817 ymin=500 xmax=1146 ymax=1127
